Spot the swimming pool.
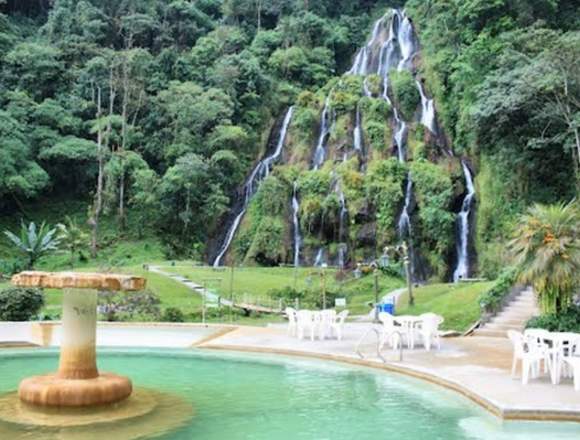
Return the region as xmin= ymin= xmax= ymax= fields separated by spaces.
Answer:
xmin=0 ymin=348 xmax=578 ymax=439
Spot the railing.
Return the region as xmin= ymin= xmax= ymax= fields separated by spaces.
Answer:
xmin=355 ymin=325 xmax=403 ymax=363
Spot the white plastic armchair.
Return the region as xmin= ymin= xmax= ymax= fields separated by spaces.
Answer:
xmin=563 ymin=337 xmax=580 ymax=391
xmin=378 ymin=312 xmax=403 ymax=351
xmin=330 ymin=310 xmax=349 ymax=341
xmin=507 ymin=330 xmax=547 ymax=385
xmin=523 ymin=328 xmax=551 ymax=374
xmin=296 ymin=310 xmax=315 ymax=341
xmin=285 ymin=307 xmax=297 ymax=336
xmin=419 ymin=313 xmax=444 ymax=351
xmin=319 ymin=309 xmax=337 ymax=339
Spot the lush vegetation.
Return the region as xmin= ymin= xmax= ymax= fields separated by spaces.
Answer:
xmin=478 ymin=267 xmax=518 ymax=315
xmin=526 ymin=305 xmax=580 ymax=333
xmin=0 ymin=0 xmax=393 ymax=263
xmin=0 ymin=1 xmax=577 ymax=329
xmin=406 ymin=0 xmax=579 ymax=278
xmin=510 ymin=201 xmax=579 ymax=314
xmin=0 ymin=287 xmax=44 ymax=321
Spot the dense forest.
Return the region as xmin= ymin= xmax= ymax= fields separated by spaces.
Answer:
xmin=0 ymin=0 xmax=578 ymax=281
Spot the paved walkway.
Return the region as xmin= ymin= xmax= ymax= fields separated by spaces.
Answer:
xmin=199 ymin=323 xmax=580 ymax=422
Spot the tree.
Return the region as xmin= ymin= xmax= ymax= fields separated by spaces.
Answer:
xmin=4 ymin=221 xmax=61 ymax=269
xmin=57 ymin=216 xmax=88 ymax=268
xmin=0 ymin=111 xmax=50 ymax=203
xmin=510 ymin=201 xmax=580 ymax=314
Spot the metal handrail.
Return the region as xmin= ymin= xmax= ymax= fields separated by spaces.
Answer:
xmin=355 ymin=325 xmax=403 ymax=363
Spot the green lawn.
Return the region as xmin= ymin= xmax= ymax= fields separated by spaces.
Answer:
xmin=39 ymin=266 xmax=203 ymax=319
xmin=159 ymin=264 xmax=404 ymax=314
xmin=395 ymin=281 xmax=494 ymax=332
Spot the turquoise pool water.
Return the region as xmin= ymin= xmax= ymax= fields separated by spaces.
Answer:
xmin=1 ymin=348 xmax=579 ymax=439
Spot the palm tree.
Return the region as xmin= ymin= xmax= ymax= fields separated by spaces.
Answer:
xmin=4 ymin=221 xmax=61 ymax=269
xmin=510 ymin=201 xmax=580 ymax=314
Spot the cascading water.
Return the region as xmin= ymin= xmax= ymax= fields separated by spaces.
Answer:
xmin=397 ymin=12 xmax=415 ymax=71
xmin=337 ymin=186 xmax=349 ymax=269
xmin=416 ymin=80 xmax=437 ymax=134
xmin=213 ymin=107 xmax=294 ymax=267
xmin=313 ymin=97 xmax=333 ymax=170
xmin=314 ymin=248 xmax=325 ymax=267
xmin=393 ymin=109 xmax=407 ymax=162
xmin=398 ymin=177 xmax=413 ymax=237
xmin=453 ymin=161 xmax=476 ymax=282
xmin=354 ymin=105 xmax=363 ymax=152
xmin=292 ymin=182 xmax=302 ymax=268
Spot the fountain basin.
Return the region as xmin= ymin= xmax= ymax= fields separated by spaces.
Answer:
xmin=19 ymin=372 xmax=131 ymax=407
xmin=10 ymin=271 xmax=146 ymax=408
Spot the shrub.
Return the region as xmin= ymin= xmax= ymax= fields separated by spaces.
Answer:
xmin=479 ymin=267 xmax=518 ymax=314
xmin=162 ymin=307 xmax=185 ymax=322
xmin=526 ymin=305 xmax=580 ymax=333
xmin=0 ymin=258 xmax=26 ymax=278
xmin=98 ymin=289 xmax=161 ymax=322
xmin=389 ymin=70 xmax=420 ymax=120
xmin=0 ymin=287 xmax=45 ymax=321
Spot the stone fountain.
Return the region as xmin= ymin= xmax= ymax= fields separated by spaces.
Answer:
xmin=12 ymin=271 xmax=144 ymax=407
xmin=0 ymin=271 xmax=193 ymax=439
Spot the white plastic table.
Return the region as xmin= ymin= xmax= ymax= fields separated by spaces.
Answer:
xmin=394 ymin=315 xmax=423 ymax=349
xmin=543 ymin=332 xmax=580 ymax=384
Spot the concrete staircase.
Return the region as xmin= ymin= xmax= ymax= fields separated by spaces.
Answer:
xmin=472 ymin=287 xmax=539 ymax=338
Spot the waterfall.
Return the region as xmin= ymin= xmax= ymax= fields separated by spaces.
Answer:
xmin=213 ymin=107 xmax=294 ymax=267
xmin=314 ymin=248 xmax=325 ymax=266
xmin=393 ymin=109 xmax=407 ymax=163
xmin=292 ymin=182 xmax=301 ymax=267
xmin=337 ymin=243 xmax=347 ymax=269
xmin=398 ymin=176 xmax=413 ymax=237
xmin=363 ymin=77 xmax=372 ymax=97
xmin=337 ymin=185 xmax=349 ymax=268
xmin=397 ymin=12 xmax=416 ymax=70
xmin=416 ymin=80 xmax=437 ymax=134
xmin=354 ymin=105 xmax=363 ymax=152
xmin=453 ymin=161 xmax=476 ymax=282
xmin=313 ymin=96 xmax=333 ymax=170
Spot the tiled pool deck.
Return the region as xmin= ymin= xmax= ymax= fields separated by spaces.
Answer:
xmin=1 ymin=321 xmax=579 ymax=422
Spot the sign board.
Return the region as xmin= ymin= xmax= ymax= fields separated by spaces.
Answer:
xmin=335 ymin=298 xmax=346 ymax=307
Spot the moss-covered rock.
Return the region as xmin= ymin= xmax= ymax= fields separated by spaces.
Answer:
xmin=389 ymin=70 xmax=420 ymax=121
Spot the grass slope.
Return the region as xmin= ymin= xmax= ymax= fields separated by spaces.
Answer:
xmin=396 ymin=281 xmax=494 ymax=332
xmin=160 ymin=264 xmax=404 ymax=314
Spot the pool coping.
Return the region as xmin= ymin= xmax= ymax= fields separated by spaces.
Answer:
xmin=200 ymin=343 xmax=580 ymax=424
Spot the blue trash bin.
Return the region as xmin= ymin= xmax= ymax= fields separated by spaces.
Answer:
xmin=382 ymin=302 xmax=394 ymax=315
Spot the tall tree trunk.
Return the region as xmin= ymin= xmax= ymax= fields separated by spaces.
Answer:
xmin=90 ymin=87 xmax=103 ymax=259
xmin=119 ymin=49 xmax=130 ymax=232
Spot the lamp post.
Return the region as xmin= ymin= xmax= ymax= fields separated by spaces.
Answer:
xmin=320 ymin=263 xmax=328 ymax=309
xmin=385 ymin=241 xmax=414 ymax=307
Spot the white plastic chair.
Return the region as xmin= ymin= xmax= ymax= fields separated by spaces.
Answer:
xmin=507 ymin=330 xmax=548 ymax=385
xmin=319 ymin=309 xmax=336 ymax=339
xmin=329 ymin=310 xmax=349 ymax=341
xmin=296 ymin=310 xmax=315 ymax=341
xmin=556 ymin=335 xmax=580 ymax=386
xmin=523 ymin=328 xmax=552 ymax=375
xmin=285 ymin=307 xmax=297 ymax=336
xmin=378 ymin=312 xmax=403 ymax=351
xmin=419 ymin=313 xmax=444 ymax=351
xmin=563 ymin=338 xmax=580 ymax=391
